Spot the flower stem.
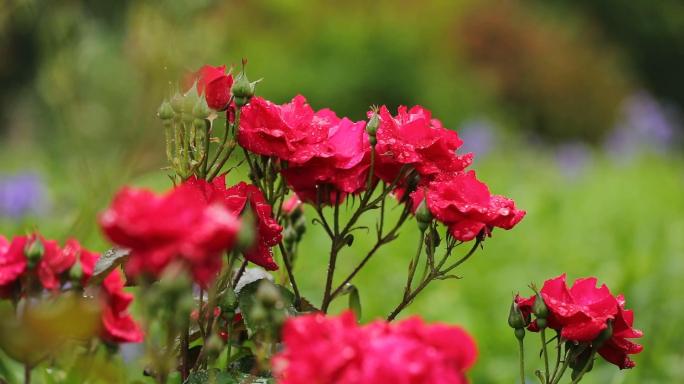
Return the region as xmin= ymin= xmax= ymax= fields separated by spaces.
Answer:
xmin=404 ymin=230 xmax=425 ymax=299
xmin=279 ymin=242 xmax=301 ymax=307
xmin=541 ymin=329 xmax=551 ymax=383
xmin=518 ymin=338 xmax=525 ymax=384
xmin=24 ymin=364 xmax=31 ymax=384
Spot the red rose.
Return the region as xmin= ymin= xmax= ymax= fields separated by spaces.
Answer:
xmin=273 ymin=311 xmax=477 ymax=384
xmin=186 ymin=176 xmax=282 ymax=270
xmin=517 ymin=274 xmax=643 ymax=369
xmin=282 ymin=114 xmax=371 ymax=205
xmin=192 ymin=65 xmax=234 ymax=111
xmin=99 ymin=182 xmax=241 ymax=286
xmin=237 ymin=95 xmax=333 ymax=164
xmin=597 ymin=295 xmax=643 ymax=369
xmin=62 ymin=238 xmax=99 ymax=285
xmin=99 ymin=269 xmax=143 ymax=343
xmin=374 ymin=105 xmax=473 ymax=184
xmin=421 ymin=171 xmax=525 ymax=241
xmin=0 ymin=235 xmax=27 ymax=292
xmin=36 ymin=237 xmax=75 ymax=291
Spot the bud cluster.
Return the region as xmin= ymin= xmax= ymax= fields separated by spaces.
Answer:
xmin=158 ymin=86 xmax=212 ymax=180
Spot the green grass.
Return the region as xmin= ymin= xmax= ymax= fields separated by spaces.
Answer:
xmin=1 ymin=148 xmax=682 ymax=383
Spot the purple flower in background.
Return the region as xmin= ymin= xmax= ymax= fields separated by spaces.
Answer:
xmin=605 ymin=91 xmax=682 ymax=159
xmin=555 ymin=142 xmax=591 ymax=180
xmin=0 ymin=172 xmax=48 ymax=218
xmin=457 ymin=118 xmax=496 ymax=159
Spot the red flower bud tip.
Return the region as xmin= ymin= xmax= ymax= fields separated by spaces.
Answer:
xmin=190 ymin=65 xmax=234 ymax=111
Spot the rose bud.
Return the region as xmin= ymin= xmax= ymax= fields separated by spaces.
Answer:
xmin=25 ymin=238 xmax=44 ymax=268
xmin=232 ymin=70 xmax=255 ymax=107
xmin=157 ymin=100 xmax=175 ymax=120
xmin=508 ymin=301 xmax=526 ymax=329
xmin=366 ymin=110 xmax=379 ymax=146
xmin=416 ymin=200 xmax=433 ymax=232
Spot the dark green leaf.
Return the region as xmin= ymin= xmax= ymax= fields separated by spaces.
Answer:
xmin=237 ymin=279 xmax=295 ymax=336
xmin=88 ymin=248 xmax=130 ymax=285
xmin=348 ymin=285 xmax=362 ymax=319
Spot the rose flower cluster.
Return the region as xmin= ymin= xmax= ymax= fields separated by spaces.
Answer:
xmin=516 ymin=274 xmax=643 ymax=369
xmin=272 ymin=311 xmax=477 ymax=384
xmin=237 ymin=95 xmax=525 ymax=241
xmin=100 ymin=174 xmax=284 ymax=286
xmin=0 ymin=234 xmax=142 ymax=343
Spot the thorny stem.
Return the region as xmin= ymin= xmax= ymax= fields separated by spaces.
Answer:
xmin=321 ymin=236 xmax=341 ymax=313
xmin=329 ymin=206 xmax=411 ymax=299
xmin=279 ymin=242 xmax=301 ymax=306
xmin=387 ymin=237 xmax=482 ymax=321
xmin=320 ymin=168 xmax=410 ymax=311
xmin=208 ymin=110 xmax=240 ymax=180
xmin=232 ymin=259 xmax=248 ymax=289
xmin=404 ymin=229 xmax=426 ymax=299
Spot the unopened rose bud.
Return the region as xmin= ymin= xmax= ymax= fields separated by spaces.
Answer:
xmin=157 ymin=100 xmax=175 ymax=120
xmin=532 ymin=292 xmax=549 ymax=319
xmin=366 ymin=111 xmax=379 ymax=144
xmin=508 ymin=301 xmax=526 ymax=329
xmin=218 ymin=288 xmax=238 ymax=313
xmin=232 ymin=70 xmax=255 ymax=107
xmin=514 ymin=327 xmax=525 ymax=341
xmin=416 ymin=200 xmax=432 ymax=231
xmin=170 ymin=92 xmax=184 ymax=114
xmin=69 ymin=262 xmax=83 ymax=283
xmin=25 ymin=238 xmax=44 ymax=268
xmin=192 ymin=97 xmax=210 ymax=120
xmin=181 ymin=91 xmax=199 ymax=122
xmin=536 ymin=318 xmax=547 ymax=329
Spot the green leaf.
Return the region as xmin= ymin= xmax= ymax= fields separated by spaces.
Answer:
xmin=237 ymin=279 xmax=296 ymax=336
xmin=348 ymin=285 xmax=362 ymax=319
xmin=88 ymin=248 xmax=130 ymax=285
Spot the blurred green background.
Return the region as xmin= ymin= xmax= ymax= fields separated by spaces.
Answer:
xmin=1 ymin=0 xmax=683 ymax=383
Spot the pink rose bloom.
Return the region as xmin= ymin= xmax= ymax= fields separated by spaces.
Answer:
xmin=374 ymin=105 xmax=473 ymax=184
xmin=516 ymin=274 xmax=643 ymax=369
xmin=238 ymin=95 xmax=333 ymax=164
xmin=419 ymin=171 xmax=525 ymax=241
xmin=99 ymin=268 xmax=144 ymax=343
xmin=99 ymin=182 xmax=241 ymax=286
xmin=186 ymin=175 xmax=282 ymax=270
xmin=282 ymin=112 xmax=370 ymax=205
xmin=273 ymin=311 xmax=477 ymax=384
